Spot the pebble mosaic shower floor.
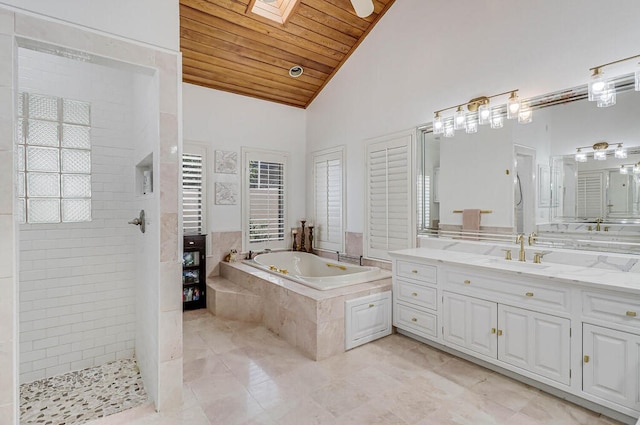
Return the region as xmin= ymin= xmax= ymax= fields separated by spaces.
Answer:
xmin=20 ymin=358 xmax=148 ymax=425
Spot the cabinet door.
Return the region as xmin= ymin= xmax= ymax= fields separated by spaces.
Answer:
xmin=498 ymin=305 xmax=571 ymax=385
xmin=345 ymin=292 xmax=392 ymax=350
xmin=583 ymin=324 xmax=640 ymax=411
xmin=443 ymin=292 xmax=497 ymax=358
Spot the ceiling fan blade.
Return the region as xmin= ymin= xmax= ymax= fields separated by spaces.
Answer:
xmin=350 ymin=0 xmax=374 ymax=18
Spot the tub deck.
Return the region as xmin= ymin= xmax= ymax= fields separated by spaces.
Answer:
xmin=208 ymin=261 xmax=392 ymax=360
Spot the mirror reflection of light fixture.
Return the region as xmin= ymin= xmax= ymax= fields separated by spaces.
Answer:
xmin=465 ymin=113 xmax=478 ymax=134
xmin=574 ymin=142 xmax=625 ymax=162
xmin=614 ymin=143 xmax=627 ymax=159
xmin=518 ymin=102 xmax=533 ymax=124
xmin=350 ymin=0 xmax=374 ymax=18
xmin=443 ymin=119 xmax=455 ymax=138
xmin=634 ymin=163 xmax=640 ymax=174
xmin=490 ymin=107 xmax=504 ymax=129
xmin=620 ymin=164 xmax=629 ymax=174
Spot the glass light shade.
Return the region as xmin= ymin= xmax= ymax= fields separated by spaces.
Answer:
xmin=588 ymin=69 xmax=606 ymax=101
xmin=443 ymin=120 xmax=455 ymax=138
xmin=596 ymin=80 xmax=616 ymax=108
xmin=575 ymin=149 xmax=587 ymax=162
xmin=478 ymin=103 xmax=491 ymax=125
xmin=465 ymin=113 xmax=478 ymax=134
xmin=614 ymin=144 xmax=627 ymax=159
xmin=593 ymin=149 xmax=607 ymax=160
xmin=490 ymin=108 xmax=503 ymax=129
xmin=453 ymin=107 xmax=466 ymax=130
xmin=518 ymin=103 xmax=533 ymax=124
xmin=620 ymin=165 xmax=629 ymax=174
xmin=433 ymin=114 xmax=444 ymax=134
xmin=507 ymin=92 xmax=520 ymax=119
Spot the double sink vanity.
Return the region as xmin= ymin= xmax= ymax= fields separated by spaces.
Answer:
xmin=390 ymin=241 xmax=640 ymax=423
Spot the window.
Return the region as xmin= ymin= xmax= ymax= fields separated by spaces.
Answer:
xmin=16 ymin=92 xmax=92 ymax=223
xmin=242 ymin=148 xmax=288 ymax=251
xmin=182 ymin=144 xmax=207 ymax=235
xmin=313 ymin=147 xmax=344 ymax=252
xmin=365 ymin=131 xmax=415 ymax=260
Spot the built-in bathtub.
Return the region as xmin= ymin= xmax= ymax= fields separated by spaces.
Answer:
xmin=248 ymin=251 xmax=385 ymax=290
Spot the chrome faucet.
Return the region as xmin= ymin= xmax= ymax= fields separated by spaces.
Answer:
xmin=516 ymin=233 xmax=526 ymax=262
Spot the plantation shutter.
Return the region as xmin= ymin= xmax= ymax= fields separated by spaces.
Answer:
xmin=242 ymin=149 xmax=288 ymax=251
xmin=182 ymin=152 xmax=204 ymax=234
xmin=365 ymin=133 xmax=414 ymax=260
xmin=576 ymin=171 xmax=604 ymax=218
xmin=314 ymin=149 xmax=343 ymax=252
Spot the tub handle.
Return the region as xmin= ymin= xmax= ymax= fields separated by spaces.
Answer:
xmin=369 ymin=304 xmax=374 ymax=308
xmin=279 ymin=269 xmax=288 ymax=275
xmin=327 ymin=263 xmax=347 ymax=271
xmin=269 ymin=265 xmax=278 ymax=271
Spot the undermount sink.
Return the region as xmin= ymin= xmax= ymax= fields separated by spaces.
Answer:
xmin=472 ymin=257 xmax=551 ymax=270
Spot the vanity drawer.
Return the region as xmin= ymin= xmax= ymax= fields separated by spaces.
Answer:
xmin=395 ymin=302 xmax=438 ymax=340
xmin=395 ymin=279 xmax=437 ymax=311
xmin=444 ymin=269 xmax=570 ymax=312
xmin=583 ymin=291 xmax=640 ymax=329
xmin=396 ymin=260 xmax=437 ymax=284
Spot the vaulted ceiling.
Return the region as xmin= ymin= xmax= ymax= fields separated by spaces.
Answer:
xmin=180 ymin=0 xmax=396 ymax=108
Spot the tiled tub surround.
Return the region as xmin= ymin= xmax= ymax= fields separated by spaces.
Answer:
xmin=20 ymin=358 xmax=148 ymax=425
xmin=207 ymin=261 xmax=391 ymax=360
xmin=390 ymin=243 xmax=640 ymax=423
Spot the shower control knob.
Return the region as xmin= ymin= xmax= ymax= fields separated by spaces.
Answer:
xmin=128 ymin=210 xmax=146 ymax=233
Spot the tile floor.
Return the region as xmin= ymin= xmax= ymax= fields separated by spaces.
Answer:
xmin=95 ymin=309 xmax=627 ymax=425
xmin=20 ymin=358 xmax=147 ymax=425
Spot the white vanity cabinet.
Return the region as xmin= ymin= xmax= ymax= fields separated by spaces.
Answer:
xmin=390 ymin=248 xmax=640 ymax=421
xmin=392 ymin=260 xmax=439 ymax=341
xmin=581 ymin=290 xmax=640 ymax=412
xmin=442 ymin=291 xmax=571 ymax=385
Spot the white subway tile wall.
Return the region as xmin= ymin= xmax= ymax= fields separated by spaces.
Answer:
xmin=18 ymin=48 xmax=138 ymax=383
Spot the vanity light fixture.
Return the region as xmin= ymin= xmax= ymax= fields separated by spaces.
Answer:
xmin=588 ymin=53 xmax=640 ymax=107
xmin=614 ymin=143 xmax=627 ymax=159
xmin=575 ymin=148 xmax=587 ymax=163
xmin=431 ymin=90 xmax=528 ymax=137
xmin=507 ymin=91 xmax=521 ymax=119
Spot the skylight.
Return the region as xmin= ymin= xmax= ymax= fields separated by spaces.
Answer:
xmin=248 ymin=0 xmax=300 ymax=25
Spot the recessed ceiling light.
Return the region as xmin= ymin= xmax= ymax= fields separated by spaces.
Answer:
xmin=289 ymin=65 xmax=303 ymax=78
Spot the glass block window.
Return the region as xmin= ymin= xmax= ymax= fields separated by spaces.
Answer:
xmin=16 ymin=92 xmax=91 ymax=223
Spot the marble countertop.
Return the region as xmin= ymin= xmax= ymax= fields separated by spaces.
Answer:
xmin=389 ymin=247 xmax=640 ymax=295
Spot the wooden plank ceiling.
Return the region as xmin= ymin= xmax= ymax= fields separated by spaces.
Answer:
xmin=180 ymin=0 xmax=396 ymax=108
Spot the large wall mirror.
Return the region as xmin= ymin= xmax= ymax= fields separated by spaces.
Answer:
xmin=418 ymin=73 xmax=640 ymax=253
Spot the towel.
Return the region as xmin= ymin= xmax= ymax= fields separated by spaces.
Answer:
xmin=462 ymin=209 xmax=481 ymax=232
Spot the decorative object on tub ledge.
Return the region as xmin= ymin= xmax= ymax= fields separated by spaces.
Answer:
xmin=307 ymin=223 xmax=314 ymax=254
xmin=292 ymin=228 xmax=298 ymax=251
xmin=299 ymin=220 xmax=306 ymax=252
xmin=224 ymin=249 xmax=238 ymax=262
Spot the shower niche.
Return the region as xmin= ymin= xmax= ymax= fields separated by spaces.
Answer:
xmin=135 ymin=154 xmax=154 ymax=196
xmin=183 ymin=234 xmax=206 ymax=310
